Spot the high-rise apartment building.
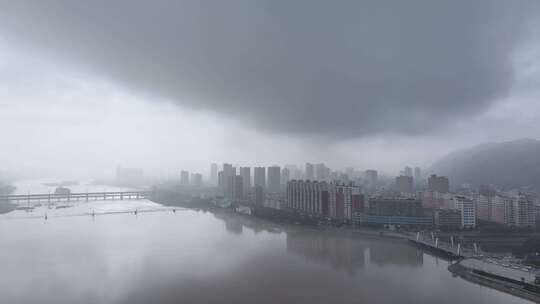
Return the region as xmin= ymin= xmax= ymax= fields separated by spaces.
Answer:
xmin=491 ymin=195 xmax=511 ymax=225
xmin=396 ymin=175 xmax=413 ymax=193
xmin=281 ymin=167 xmax=290 ymax=185
xmin=222 ymin=163 xmax=236 ymax=198
xmin=218 ymin=171 xmax=224 ymax=190
xmin=427 ymin=174 xmax=449 ymax=193
xmin=328 ymin=182 xmax=362 ymax=220
xmin=475 ymin=195 xmax=491 ymax=222
xmin=191 ymin=173 xmax=203 ymax=187
xmin=345 ymin=167 xmax=355 ymax=178
xmin=453 ymin=196 xmax=476 ymax=228
xmin=287 ymin=180 xmax=328 ymax=216
xmin=210 ymin=163 xmax=218 ymax=186
xmin=180 ymin=170 xmax=189 ymax=185
xmin=414 ymin=167 xmax=421 ymax=185
xmin=232 ymin=175 xmax=244 ymax=201
xmin=285 ymin=165 xmax=301 ymax=180
xmin=305 ymin=163 xmax=314 ymax=180
xmin=267 ymin=166 xmax=281 ymax=193
xmin=404 ymin=166 xmax=413 ymax=177
xmin=254 ymin=167 xmax=266 ymax=189
xmin=239 ymin=167 xmax=251 ymax=195
xmin=255 ymin=185 xmax=264 ymax=206
xmin=365 ymin=170 xmax=378 ymax=189
xmin=315 ymin=163 xmax=329 ymax=181
xmin=512 ymin=194 xmax=536 ymax=227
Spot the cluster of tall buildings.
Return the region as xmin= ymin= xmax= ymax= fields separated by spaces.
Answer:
xmin=292 ymin=163 xmax=376 ymax=185
xmin=180 ymin=170 xmax=203 ymax=187
xmin=394 ymin=166 xmax=423 ymax=194
xmin=209 ymin=163 xmax=294 ymax=203
xmin=203 ymin=161 xmax=539 ymax=231
xmin=206 ymin=162 xmax=384 ymax=211
xmin=283 ymin=164 xmax=524 ymax=230
xmin=205 ymin=160 xmax=540 ymax=231
xmin=400 ymin=166 xmax=422 ymax=180
xmin=205 ymin=161 xmax=390 ymax=215
xmin=209 ymin=162 xmax=380 ymax=193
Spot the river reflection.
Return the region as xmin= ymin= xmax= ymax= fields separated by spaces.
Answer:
xmin=0 ymin=208 xmax=531 ymax=304
xmin=286 ymin=230 xmax=424 ymax=275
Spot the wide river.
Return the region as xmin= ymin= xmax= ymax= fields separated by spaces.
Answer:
xmin=0 ymin=181 xmax=532 ymax=304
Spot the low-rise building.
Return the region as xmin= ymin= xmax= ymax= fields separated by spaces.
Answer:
xmin=352 ymin=197 xmax=433 ymax=227
xmin=352 ymin=213 xmax=433 ymax=227
xmin=434 ymin=209 xmax=462 ymax=229
xmin=421 ymin=190 xmax=453 ymax=209
xmin=367 ymin=197 xmax=423 ymax=217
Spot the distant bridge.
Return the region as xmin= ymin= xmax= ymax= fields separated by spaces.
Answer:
xmin=0 ymin=191 xmax=152 ymax=204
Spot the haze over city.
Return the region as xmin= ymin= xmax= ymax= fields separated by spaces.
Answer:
xmin=2 ymin=1 xmax=540 ymax=304
xmin=1 ymin=1 xmax=540 ymax=179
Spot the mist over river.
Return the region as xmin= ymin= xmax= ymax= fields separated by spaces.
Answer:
xmin=0 ymin=180 xmax=531 ymax=304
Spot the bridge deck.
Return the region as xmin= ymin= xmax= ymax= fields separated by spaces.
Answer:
xmin=409 ymin=234 xmax=484 ymax=259
xmin=0 ymin=191 xmax=151 ymax=203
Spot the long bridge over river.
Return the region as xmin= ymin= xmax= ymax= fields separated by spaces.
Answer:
xmin=0 ymin=191 xmax=152 ymax=204
xmin=409 ymin=232 xmax=485 ymax=260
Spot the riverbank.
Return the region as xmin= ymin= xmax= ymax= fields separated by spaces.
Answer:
xmin=152 ymin=192 xmax=415 ymax=242
xmin=449 ymin=261 xmax=540 ymax=303
xmin=232 ymin=206 xmax=412 ymax=241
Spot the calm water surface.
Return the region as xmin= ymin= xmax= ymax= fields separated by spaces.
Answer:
xmin=0 ymin=205 xmax=532 ymax=304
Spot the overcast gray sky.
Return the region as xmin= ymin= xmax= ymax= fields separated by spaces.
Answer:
xmin=0 ymin=0 xmax=539 ymax=179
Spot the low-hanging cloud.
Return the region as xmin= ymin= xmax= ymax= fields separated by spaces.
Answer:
xmin=0 ymin=0 xmax=538 ymax=139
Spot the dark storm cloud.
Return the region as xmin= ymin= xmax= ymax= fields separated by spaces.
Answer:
xmin=0 ymin=0 xmax=537 ymax=138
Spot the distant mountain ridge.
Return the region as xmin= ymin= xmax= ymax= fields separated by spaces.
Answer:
xmin=429 ymin=139 xmax=540 ymax=190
